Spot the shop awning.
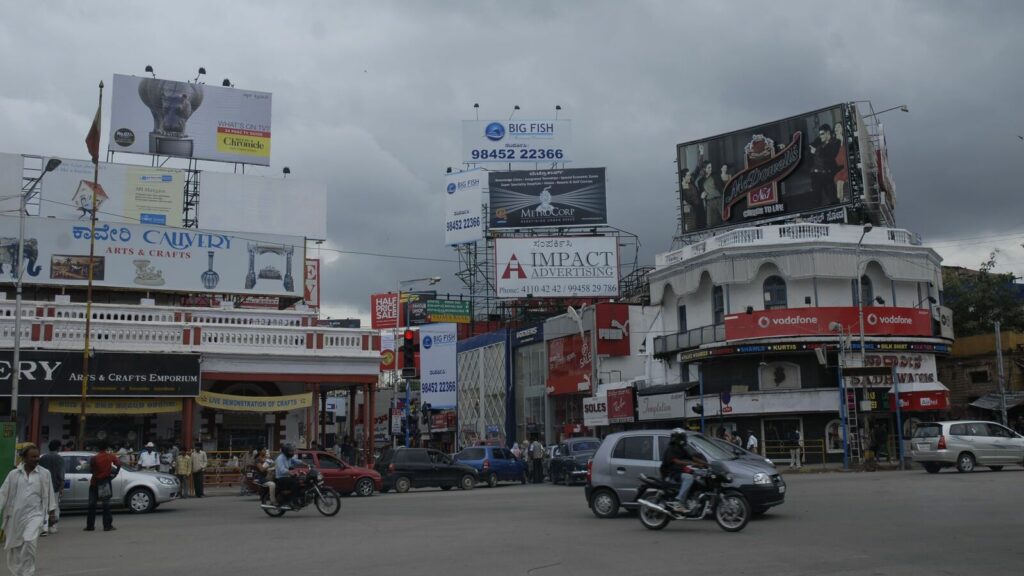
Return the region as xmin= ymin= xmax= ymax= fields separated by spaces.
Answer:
xmin=887 ymin=381 xmax=950 ymax=411
xmin=969 ymin=392 xmax=1024 ymax=412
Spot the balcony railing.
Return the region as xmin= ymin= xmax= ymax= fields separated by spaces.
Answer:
xmin=0 ymin=300 xmax=377 ymax=357
xmin=653 ymin=324 xmax=725 ymax=356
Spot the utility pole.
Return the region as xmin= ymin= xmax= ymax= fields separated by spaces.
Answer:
xmin=994 ymin=321 xmax=1008 ymax=426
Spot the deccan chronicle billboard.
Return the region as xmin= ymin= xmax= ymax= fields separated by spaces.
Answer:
xmin=677 ymin=103 xmax=857 ymax=234
xmin=488 ymin=168 xmax=606 ymax=229
xmin=0 ymin=215 xmax=303 ymax=297
xmin=495 ymin=236 xmax=619 ymax=298
xmin=108 ymin=74 xmax=272 ymax=165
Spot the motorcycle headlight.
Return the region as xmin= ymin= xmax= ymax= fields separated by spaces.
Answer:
xmin=158 ymin=477 xmax=177 ymax=486
xmin=753 ymin=472 xmax=772 ymax=485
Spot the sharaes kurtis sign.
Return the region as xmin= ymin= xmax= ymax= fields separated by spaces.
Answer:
xmin=0 ymin=351 xmax=200 ymax=397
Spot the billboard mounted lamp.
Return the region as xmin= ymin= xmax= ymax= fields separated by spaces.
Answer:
xmin=194 ymin=67 xmax=206 ymax=83
xmin=282 ymin=166 xmax=291 ymax=178
xmin=222 ymin=78 xmax=233 ymax=87
xmin=864 ymin=104 xmax=909 ymax=118
xmin=473 ymin=102 xmax=479 ymax=120
xmin=509 ymin=105 xmax=520 ymax=120
xmin=555 ymin=104 xmax=561 ymax=120
xmin=145 ymin=65 xmax=156 ymax=78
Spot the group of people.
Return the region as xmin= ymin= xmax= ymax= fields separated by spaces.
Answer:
xmin=511 ymin=437 xmax=547 ymax=483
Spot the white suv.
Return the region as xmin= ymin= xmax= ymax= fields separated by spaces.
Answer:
xmin=911 ymin=421 xmax=1024 ymax=473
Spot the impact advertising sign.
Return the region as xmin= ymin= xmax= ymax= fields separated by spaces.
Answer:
xmin=0 ymin=215 xmax=303 ymax=297
xmin=488 ymin=168 xmax=606 ymax=229
xmin=444 ymin=169 xmax=484 ymax=245
xmin=724 ymin=307 xmax=934 ymax=340
xmin=108 ymin=74 xmax=272 ymax=166
xmin=41 ymin=158 xmax=184 ymax=227
xmin=677 ymin=104 xmax=856 ymax=234
xmin=463 ymin=120 xmax=572 ymax=164
xmin=495 ymin=236 xmax=620 ymax=298
xmin=419 ymin=323 xmax=458 ymax=409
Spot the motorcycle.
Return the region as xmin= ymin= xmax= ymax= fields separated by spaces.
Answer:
xmin=635 ymin=460 xmax=751 ymax=532
xmin=259 ymin=468 xmax=341 ymax=517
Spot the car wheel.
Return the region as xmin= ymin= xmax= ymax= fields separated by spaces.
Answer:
xmin=440 ymin=485 xmax=453 ymax=491
xmin=590 ymin=489 xmax=619 ymax=519
xmin=459 ymin=475 xmax=475 ymax=490
xmin=956 ymin=452 xmax=976 ymax=473
xmin=394 ymin=476 xmax=412 ymax=493
xmin=127 ymin=487 xmax=156 ymax=513
xmin=487 ymin=472 xmax=498 ymax=488
xmin=355 ymin=478 xmax=376 ymax=497
xmin=989 ymin=466 xmax=1003 ymax=471
xmin=923 ymin=463 xmax=941 ymax=474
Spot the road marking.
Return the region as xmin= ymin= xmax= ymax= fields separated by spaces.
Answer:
xmin=49 ymin=570 xmax=110 ymax=575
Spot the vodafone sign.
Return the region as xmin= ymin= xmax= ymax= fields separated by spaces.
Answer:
xmin=725 ymin=307 xmax=933 ymax=340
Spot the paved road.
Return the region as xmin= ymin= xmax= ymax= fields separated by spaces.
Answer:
xmin=37 ymin=468 xmax=1024 ymax=576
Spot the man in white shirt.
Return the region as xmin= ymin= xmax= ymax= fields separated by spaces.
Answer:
xmin=138 ymin=442 xmax=160 ymax=471
xmin=0 ymin=445 xmax=57 ymax=575
xmin=746 ymin=430 xmax=759 ymax=455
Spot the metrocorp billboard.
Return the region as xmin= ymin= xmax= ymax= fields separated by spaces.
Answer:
xmin=495 ymin=236 xmax=619 ymax=298
xmin=463 ymin=120 xmax=572 ymax=164
xmin=419 ymin=323 xmax=458 ymax=409
xmin=488 ymin=168 xmax=606 ymax=229
xmin=108 ymin=74 xmax=273 ymax=166
xmin=40 ymin=157 xmax=185 ymax=227
xmin=444 ymin=168 xmax=484 ymax=245
xmin=0 ymin=215 xmax=303 ymax=297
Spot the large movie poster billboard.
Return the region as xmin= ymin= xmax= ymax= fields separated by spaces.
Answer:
xmin=488 ymin=168 xmax=606 ymax=229
xmin=108 ymin=74 xmax=272 ymax=166
xmin=677 ymin=104 xmax=857 ymax=234
xmin=0 ymin=215 xmax=302 ymax=297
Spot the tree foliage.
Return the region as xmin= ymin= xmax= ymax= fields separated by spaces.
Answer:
xmin=942 ymin=252 xmax=1024 ymax=337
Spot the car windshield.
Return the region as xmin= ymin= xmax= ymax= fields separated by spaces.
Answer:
xmin=689 ymin=435 xmax=738 ymax=461
xmin=570 ymin=441 xmax=601 ymax=453
xmin=913 ymin=424 xmax=942 ymax=438
xmin=710 ymin=438 xmax=744 ymax=456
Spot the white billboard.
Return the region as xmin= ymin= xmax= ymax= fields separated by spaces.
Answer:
xmin=444 ymin=169 xmax=484 ymax=245
xmin=462 ymin=120 xmax=572 ymax=164
xmin=583 ymin=395 xmax=609 ymax=427
xmin=495 ymin=236 xmax=619 ymax=298
xmin=40 ymin=158 xmax=184 ymax=227
xmin=0 ymin=215 xmax=303 ymax=297
xmin=0 ymin=153 xmax=23 ymax=214
xmin=419 ymin=323 xmax=457 ymax=410
xmin=108 ymin=74 xmax=272 ymax=166
xmin=198 ymin=171 xmax=327 ymax=240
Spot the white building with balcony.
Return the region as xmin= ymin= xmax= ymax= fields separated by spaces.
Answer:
xmin=648 ymin=223 xmax=954 ymax=465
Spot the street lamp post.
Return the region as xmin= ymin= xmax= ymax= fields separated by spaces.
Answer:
xmin=396 ymin=276 xmax=441 ymax=448
xmin=856 ymin=223 xmax=873 ymax=360
xmin=830 ymin=322 xmax=850 ymax=470
xmin=10 ymin=158 xmax=62 ymax=432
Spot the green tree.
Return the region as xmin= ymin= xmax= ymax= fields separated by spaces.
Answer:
xmin=942 ymin=252 xmax=1024 ymax=337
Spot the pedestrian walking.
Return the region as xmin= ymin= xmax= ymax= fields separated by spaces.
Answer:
xmin=37 ymin=440 xmax=64 ymax=536
xmin=788 ymin=429 xmax=803 ymax=469
xmin=0 ymin=445 xmax=57 ymax=576
xmin=191 ymin=444 xmax=208 ymax=497
xmin=511 ymin=442 xmax=522 ymax=460
xmin=529 ymin=437 xmax=545 ymax=484
xmin=85 ymin=440 xmax=119 ymax=532
xmin=746 ymin=429 xmax=759 ymax=455
xmin=175 ymin=449 xmax=193 ymax=498
xmin=138 ymin=442 xmax=159 ymax=471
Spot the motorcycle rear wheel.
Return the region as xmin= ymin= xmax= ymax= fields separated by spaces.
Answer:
xmin=714 ymin=492 xmax=750 ymax=532
xmin=314 ymin=487 xmax=342 ymax=517
xmin=261 ymin=492 xmax=286 ymax=517
xmin=638 ymin=501 xmax=671 ymax=531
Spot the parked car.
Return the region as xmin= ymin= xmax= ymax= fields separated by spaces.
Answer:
xmin=60 ymin=451 xmax=179 ymax=513
xmin=710 ymin=437 xmax=775 ymax=467
xmin=911 ymin=420 xmax=1024 ymax=473
xmin=295 ymin=450 xmax=382 ymax=496
xmin=454 ymin=446 xmax=527 ymax=487
xmin=585 ymin=430 xmax=785 ymax=519
xmin=375 ymin=447 xmax=479 ymax=493
xmin=548 ymin=437 xmax=602 ymax=485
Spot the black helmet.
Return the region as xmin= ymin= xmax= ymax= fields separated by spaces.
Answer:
xmin=670 ymin=428 xmax=688 ymax=444
xmin=282 ymin=443 xmax=296 ymax=457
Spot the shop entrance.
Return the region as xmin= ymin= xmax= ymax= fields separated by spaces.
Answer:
xmin=85 ymin=416 xmax=147 ymax=451
xmin=219 ymin=411 xmax=269 ymax=452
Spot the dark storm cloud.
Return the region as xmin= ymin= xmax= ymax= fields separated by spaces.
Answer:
xmin=1 ymin=0 xmax=1023 ymax=319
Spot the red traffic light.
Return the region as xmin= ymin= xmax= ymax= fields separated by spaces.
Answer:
xmin=403 ymin=329 xmax=415 ymax=341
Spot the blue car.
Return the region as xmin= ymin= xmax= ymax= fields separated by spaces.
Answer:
xmin=454 ymin=446 xmax=527 ymax=487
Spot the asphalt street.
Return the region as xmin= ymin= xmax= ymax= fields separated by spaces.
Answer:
xmin=35 ymin=468 xmax=1024 ymax=576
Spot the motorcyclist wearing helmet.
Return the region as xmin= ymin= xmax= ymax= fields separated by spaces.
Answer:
xmin=659 ymin=428 xmax=708 ymax=512
xmin=267 ymin=444 xmax=306 ymax=507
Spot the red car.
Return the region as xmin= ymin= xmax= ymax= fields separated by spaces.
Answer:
xmin=295 ymin=450 xmax=382 ymax=497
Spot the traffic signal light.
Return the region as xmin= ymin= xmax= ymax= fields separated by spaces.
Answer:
xmin=401 ymin=329 xmax=418 ymax=378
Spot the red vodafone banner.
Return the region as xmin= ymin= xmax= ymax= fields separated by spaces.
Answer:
xmin=725 ymin=307 xmax=933 ymax=340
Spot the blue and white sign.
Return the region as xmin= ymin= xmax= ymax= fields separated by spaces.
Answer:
xmin=462 ymin=120 xmax=572 ymax=164
xmin=444 ymin=169 xmax=485 ymax=246
xmin=419 ymin=323 xmax=458 ymax=409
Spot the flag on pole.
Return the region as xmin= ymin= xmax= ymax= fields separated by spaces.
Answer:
xmin=85 ymin=104 xmax=101 ymax=164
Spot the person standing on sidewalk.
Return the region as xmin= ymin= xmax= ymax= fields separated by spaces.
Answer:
xmin=746 ymin=430 xmax=759 ymax=455
xmin=529 ymin=437 xmax=545 ymax=484
xmin=85 ymin=440 xmax=119 ymax=532
xmin=788 ymin=429 xmax=803 ymax=469
xmin=0 ymin=445 xmax=56 ymax=575
xmin=37 ymin=440 xmax=64 ymax=536
xmin=191 ymin=444 xmax=208 ymax=498
xmin=175 ymin=449 xmax=193 ymax=498
xmin=138 ymin=443 xmax=159 ymax=471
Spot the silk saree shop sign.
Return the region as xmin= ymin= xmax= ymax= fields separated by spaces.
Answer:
xmin=0 ymin=351 xmax=200 ymax=396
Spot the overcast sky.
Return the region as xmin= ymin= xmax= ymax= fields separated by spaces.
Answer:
xmin=2 ymin=0 xmax=1023 ymax=320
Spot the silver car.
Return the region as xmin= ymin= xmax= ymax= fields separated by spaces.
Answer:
xmin=911 ymin=421 xmax=1024 ymax=473
xmin=60 ymin=452 xmax=180 ymax=513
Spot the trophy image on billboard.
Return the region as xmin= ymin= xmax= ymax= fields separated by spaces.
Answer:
xmin=201 ymin=251 xmax=220 ymax=289
xmin=245 ymin=243 xmax=294 ymax=292
xmin=138 ymin=78 xmax=204 ymax=157
xmin=132 ymin=259 xmax=165 ymax=286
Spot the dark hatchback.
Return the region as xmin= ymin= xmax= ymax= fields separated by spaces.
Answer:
xmin=548 ymin=437 xmax=602 ymax=485
xmin=375 ymin=447 xmax=479 ymax=493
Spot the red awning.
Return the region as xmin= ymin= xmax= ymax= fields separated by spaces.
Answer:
xmin=888 ymin=381 xmax=950 ymax=411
